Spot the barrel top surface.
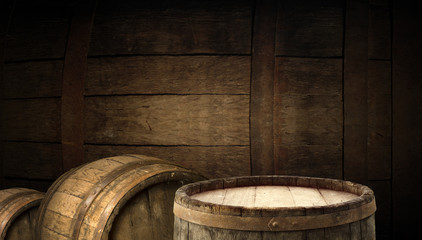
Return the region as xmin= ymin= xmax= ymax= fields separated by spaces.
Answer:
xmin=191 ymin=185 xmax=358 ymax=208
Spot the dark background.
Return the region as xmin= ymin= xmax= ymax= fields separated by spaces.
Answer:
xmin=1 ymin=0 xmax=421 ymax=239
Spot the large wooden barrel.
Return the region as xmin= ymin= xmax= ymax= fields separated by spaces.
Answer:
xmin=174 ymin=175 xmax=376 ymax=239
xmin=35 ymin=154 xmax=205 ymax=240
xmin=0 ymin=188 xmax=44 ymax=240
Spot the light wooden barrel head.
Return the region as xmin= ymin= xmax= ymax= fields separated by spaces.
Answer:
xmin=174 ymin=175 xmax=376 ymax=236
xmin=191 ymin=185 xmax=358 ymax=208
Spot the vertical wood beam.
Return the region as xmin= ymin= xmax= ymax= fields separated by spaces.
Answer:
xmin=250 ymin=0 xmax=277 ymax=175
xmin=392 ymin=0 xmax=422 ymax=238
xmin=61 ymin=0 xmax=97 ymax=171
xmin=343 ymin=0 xmax=369 ymax=184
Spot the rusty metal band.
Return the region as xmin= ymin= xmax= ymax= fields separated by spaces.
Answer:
xmin=0 ymin=191 xmax=43 ymax=238
xmin=71 ymin=160 xmax=160 ymax=239
xmin=92 ymin=165 xmax=187 ymax=240
xmin=35 ymin=164 xmax=84 ymax=240
xmin=173 ymin=199 xmax=376 ymax=231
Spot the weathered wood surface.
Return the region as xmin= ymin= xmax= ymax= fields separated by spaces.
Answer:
xmin=250 ymin=0 xmax=277 ymax=175
xmin=276 ymin=0 xmax=344 ymax=57
xmin=4 ymin=2 xmax=70 ymax=61
xmin=1 ymin=61 xmax=62 ymax=98
xmin=86 ymin=56 xmax=250 ymax=95
xmin=0 ymin=98 xmax=61 ymax=142
xmin=84 ymin=95 xmax=249 ymax=145
xmin=274 ymin=57 xmax=342 ymax=178
xmin=1 ymin=142 xmax=62 ymax=179
xmin=191 ymin=186 xmax=357 ymax=207
xmin=35 ymin=155 xmax=204 ymax=240
xmin=0 ymin=188 xmax=44 ymax=240
xmin=84 ymin=145 xmax=250 ymax=179
xmin=174 ymin=176 xmax=376 ymax=240
xmin=367 ymin=60 xmax=391 ymax=180
xmin=88 ymin=0 xmax=252 ymax=56
xmin=344 ymin=0 xmax=369 ymax=184
xmin=61 ymin=0 xmax=97 ymax=171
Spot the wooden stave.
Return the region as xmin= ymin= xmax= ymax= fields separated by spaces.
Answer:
xmin=0 ymin=188 xmax=44 ymax=239
xmin=36 ymin=154 xmax=204 ymax=240
xmin=173 ymin=175 xmax=376 ymax=232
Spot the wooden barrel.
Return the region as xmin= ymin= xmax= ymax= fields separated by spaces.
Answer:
xmin=35 ymin=154 xmax=205 ymax=240
xmin=174 ymin=175 xmax=376 ymax=239
xmin=0 ymin=188 xmax=44 ymax=240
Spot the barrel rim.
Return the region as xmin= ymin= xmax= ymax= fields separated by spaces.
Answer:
xmin=173 ymin=175 xmax=376 ymax=231
xmin=0 ymin=188 xmax=44 ymax=238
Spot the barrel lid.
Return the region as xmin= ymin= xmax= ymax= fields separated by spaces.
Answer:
xmin=173 ymin=175 xmax=376 ymax=231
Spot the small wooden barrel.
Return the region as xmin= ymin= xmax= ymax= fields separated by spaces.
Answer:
xmin=35 ymin=154 xmax=205 ymax=240
xmin=174 ymin=175 xmax=376 ymax=240
xmin=0 ymin=188 xmax=44 ymax=240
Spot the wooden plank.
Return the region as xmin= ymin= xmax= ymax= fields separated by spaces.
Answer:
xmin=86 ymin=56 xmax=250 ymax=95
xmin=84 ymin=95 xmax=249 ymax=146
xmin=368 ymin=2 xmax=391 ymax=60
xmin=277 ymin=94 xmax=342 ymax=145
xmin=0 ymin=98 xmax=61 ymax=142
xmin=2 ymin=60 xmax=63 ymax=98
xmin=275 ymin=57 xmax=343 ymax=95
xmin=276 ymin=0 xmax=344 ymax=57
xmin=275 ymin=145 xmax=342 ymax=179
xmin=61 ymin=0 xmax=97 ymax=171
xmin=1 ymin=142 xmax=62 ymax=179
xmin=274 ymin=57 xmax=343 ymax=179
xmin=88 ymin=0 xmax=252 ymax=56
xmin=250 ymin=0 xmax=277 ymax=175
xmin=392 ymin=1 xmax=422 ymax=238
xmin=84 ymin=145 xmax=250 ymax=179
xmin=367 ymin=60 xmax=391 ymax=180
xmin=4 ymin=1 xmax=70 ymax=61
xmin=344 ymin=0 xmax=369 ymax=184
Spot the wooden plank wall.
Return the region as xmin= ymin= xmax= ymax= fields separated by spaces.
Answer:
xmin=1 ymin=0 xmax=421 ymax=239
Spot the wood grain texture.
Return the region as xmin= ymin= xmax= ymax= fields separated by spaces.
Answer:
xmin=88 ymin=0 xmax=252 ymax=55
xmin=274 ymin=58 xmax=342 ymax=178
xmin=276 ymin=0 xmax=344 ymax=57
xmin=1 ymin=142 xmax=62 ymax=179
xmin=2 ymin=61 xmax=63 ymax=99
xmin=392 ymin=1 xmax=422 ymax=238
xmin=0 ymin=98 xmax=61 ymax=142
xmin=367 ymin=60 xmax=391 ymax=180
xmin=86 ymin=56 xmax=250 ymax=95
xmin=61 ymin=0 xmax=97 ymax=171
xmin=84 ymin=95 xmax=249 ymax=145
xmin=4 ymin=1 xmax=70 ymax=61
xmin=344 ymin=0 xmax=369 ymax=184
xmin=250 ymin=0 xmax=277 ymax=175
xmin=84 ymin=145 xmax=250 ymax=179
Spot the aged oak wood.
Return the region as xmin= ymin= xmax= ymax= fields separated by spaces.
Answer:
xmin=250 ymin=0 xmax=277 ymax=175
xmin=35 ymin=154 xmax=204 ymax=240
xmin=0 ymin=98 xmax=61 ymax=142
xmin=88 ymin=0 xmax=252 ymax=56
xmin=0 ymin=188 xmax=44 ymax=240
xmin=86 ymin=56 xmax=250 ymax=95
xmin=84 ymin=145 xmax=250 ymax=179
xmin=274 ymin=57 xmax=343 ymax=179
xmin=344 ymin=0 xmax=369 ymax=184
xmin=276 ymin=0 xmax=344 ymax=57
xmin=84 ymin=95 xmax=249 ymax=146
xmin=174 ymin=176 xmax=376 ymax=240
